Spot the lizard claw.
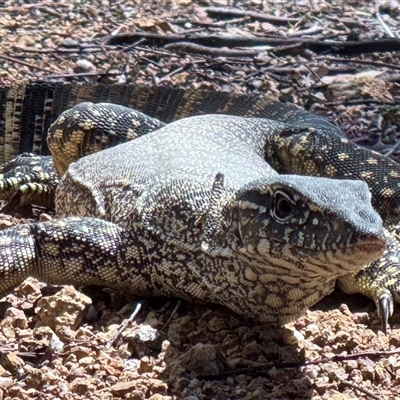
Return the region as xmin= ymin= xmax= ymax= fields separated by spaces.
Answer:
xmin=338 ymin=234 xmax=400 ymax=334
xmin=338 ymin=228 xmax=400 ymax=333
xmin=377 ymin=293 xmax=393 ymax=334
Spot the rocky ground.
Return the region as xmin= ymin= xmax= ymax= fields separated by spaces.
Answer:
xmin=1 ymin=0 xmax=400 ymax=399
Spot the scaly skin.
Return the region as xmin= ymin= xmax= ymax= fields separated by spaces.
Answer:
xmin=1 ymin=101 xmax=400 ymax=328
xmin=0 ymin=114 xmax=386 ymax=324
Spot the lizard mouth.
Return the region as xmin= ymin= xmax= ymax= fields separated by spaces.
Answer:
xmin=331 ymin=238 xmax=386 ymax=272
xmin=306 ymin=235 xmax=386 ymax=275
xmin=350 ymin=243 xmax=385 ymax=261
xmin=350 ymin=233 xmax=386 ymax=253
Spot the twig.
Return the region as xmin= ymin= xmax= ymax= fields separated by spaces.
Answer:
xmin=201 ymin=348 xmax=400 ymax=379
xmin=196 ymin=70 xmax=232 ymax=84
xmin=37 ymin=6 xmax=62 ymax=17
xmin=107 ymin=33 xmax=400 ymax=56
xmin=205 ymin=6 xmax=302 ymax=24
xmin=164 ymin=42 xmax=261 ymax=57
xmin=195 ymin=17 xmax=247 ymax=28
xmin=316 ymin=56 xmax=400 ymax=71
xmin=1 ymin=2 xmax=70 ymax=11
xmin=39 ymin=71 xmax=121 ymax=79
xmin=306 ymin=349 xmax=400 ymax=365
xmin=106 ymin=302 xmax=141 ymax=349
xmin=288 ymin=25 xmax=324 ymax=37
xmin=0 ymin=346 xmax=41 ymax=358
xmin=12 ymin=46 xmax=101 ymax=55
xmin=341 ymin=380 xmax=382 ymax=400
xmin=324 ymin=100 xmax=397 ymax=106
xmin=384 ymin=139 xmax=400 ymax=158
xmin=121 ymin=38 xmax=147 ymax=53
xmin=247 ymin=65 xmax=311 ymax=77
xmin=303 ymin=63 xmax=324 ymax=84
xmin=133 ymin=46 xmax=176 ymax=57
xmin=157 ymin=66 xmax=187 ymax=83
xmin=138 ymin=56 xmax=163 ymax=67
xmin=0 ymin=54 xmax=55 ymax=73
xmin=161 ymin=300 xmax=181 ymax=331
xmin=375 ymin=11 xmax=397 ymax=38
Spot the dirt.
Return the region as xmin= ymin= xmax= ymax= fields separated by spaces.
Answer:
xmin=1 ymin=0 xmax=400 ymax=399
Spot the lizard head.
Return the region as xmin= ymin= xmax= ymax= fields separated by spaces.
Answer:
xmin=235 ymin=175 xmax=385 ymax=277
xmin=205 ymin=175 xmax=386 ymax=324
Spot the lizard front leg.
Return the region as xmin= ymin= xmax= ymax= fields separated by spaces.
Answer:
xmin=0 ymin=217 xmax=151 ymax=297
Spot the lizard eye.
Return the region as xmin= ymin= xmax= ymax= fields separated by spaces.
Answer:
xmin=271 ymin=190 xmax=295 ymax=222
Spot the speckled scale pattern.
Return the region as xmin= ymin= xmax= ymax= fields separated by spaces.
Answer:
xmin=0 ymin=153 xmax=57 ymax=211
xmin=0 ymin=85 xmax=344 ymax=211
xmin=0 ymin=107 xmax=391 ymax=324
xmin=0 ymin=83 xmax=344 ymax=164
xmin=47 ymin=102 xmax=166 ymax=177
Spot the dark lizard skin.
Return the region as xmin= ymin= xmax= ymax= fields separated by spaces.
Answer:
xmin=0 ymin=110 xmax=386 ymax=326
xmin=0 ymin=86 xmax=400 ymax=330
xmin=0 ymin=83 xmax=341 ymax=164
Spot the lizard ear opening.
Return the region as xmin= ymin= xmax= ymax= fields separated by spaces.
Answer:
xmin=201 ymin=173 xmax=235 ymax=257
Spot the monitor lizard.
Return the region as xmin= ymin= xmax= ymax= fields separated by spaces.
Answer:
xmin=0 ymin=100 xmax=396 ymax=328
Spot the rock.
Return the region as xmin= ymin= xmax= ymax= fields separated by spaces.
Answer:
xmin=0 ymin=353 xmax=24 ymax=374
xmin=35 ymin=286 xmax=92 ymax=341
xmin=3 ymin=308 xmax=28 ymax=329
xmin=124 ymin=324 xmax=162 ymax=357
xmin=178 ymin=343 xmax=226 ymax=375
